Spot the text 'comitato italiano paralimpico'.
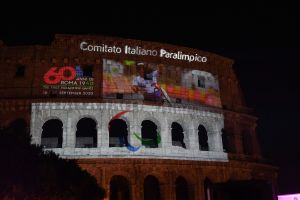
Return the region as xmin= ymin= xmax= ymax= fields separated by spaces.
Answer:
xmin=79 ymin=41 xmax=208 ymax=63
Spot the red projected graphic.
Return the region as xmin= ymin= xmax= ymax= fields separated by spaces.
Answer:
xmin=44 ymin=66 xmax=76 ymax=84
xmin=42 ymin=65 xmax=94 ymax=96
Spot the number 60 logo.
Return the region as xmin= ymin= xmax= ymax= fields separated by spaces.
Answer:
xmin=43 ymin=66 xmax=76 ymax=84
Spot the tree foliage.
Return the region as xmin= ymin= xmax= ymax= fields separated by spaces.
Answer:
xmin=0 ymin=120 xmax=105 ymax=200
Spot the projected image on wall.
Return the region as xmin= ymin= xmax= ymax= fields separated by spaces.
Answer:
xmin=102 ymin=59 xmax=221 ymax=107
xmin=42 ymin=65 xmax=94 ymax=96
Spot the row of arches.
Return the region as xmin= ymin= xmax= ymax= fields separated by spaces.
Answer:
xmin=41 ymin=117 xmax=214 ymax=151
xmin=109 ymin=175 xmax=190 ymax=200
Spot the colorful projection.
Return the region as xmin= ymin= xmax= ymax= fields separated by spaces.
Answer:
xmin=278 ymin=193 xmax=300 ymax=200
xmin=42 ymin=66 xmax=94 ymax=96
xmin=109 ymin=110 xmax=161 ymax=152
xmin=103 ymin=59 xmax=221 ymax=107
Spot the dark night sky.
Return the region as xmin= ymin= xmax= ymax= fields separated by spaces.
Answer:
xmin=1 ymin=4 xmax=299 ymax=194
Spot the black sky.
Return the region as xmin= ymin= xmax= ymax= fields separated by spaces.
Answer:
xmin=1 ymin=4 xmax=299 ymax=194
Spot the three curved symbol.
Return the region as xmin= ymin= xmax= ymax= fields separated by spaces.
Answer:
xmin=109 ymin=110 xmax=161 ymax=152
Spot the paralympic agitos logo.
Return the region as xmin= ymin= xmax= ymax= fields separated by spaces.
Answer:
xmin=109 ymin=111 xmax=161 ymax=152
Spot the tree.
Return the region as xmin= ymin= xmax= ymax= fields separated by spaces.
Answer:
xmin=0 ymin=122 xmax=105 ymax=200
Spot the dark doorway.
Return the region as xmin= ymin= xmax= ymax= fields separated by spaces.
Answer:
xmin=144 ymin=175 xmax=160 ymax=200
xmin=76 ymin=118 xmax=97 ymax=148
xmin=109 ymin=175 xmax=130 ymax=200
xmin=171 ymin=122 xmax=186 ymax=148
xmin=141 ymin=120 xmax=158 ymax=148
xmin=41 ymin=119 xmax=63 ymax=148
xmin=176 ymin=176 xmax=189 ymax=200
xmin=204 ymin=178 xmax=213 ymax=200
xmin=109 ymin=119 xmax=128 ymax=147
xmin=198 ymin=125 xmax=209 ymax=151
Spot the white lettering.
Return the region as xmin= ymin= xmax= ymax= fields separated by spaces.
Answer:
xmin=159 ymin=49 xmax=207 ymax=63
xmin=80 ymin=42 xmax=88 ymax=50
xmin=80 ymin=42 xmax=208 ymax=63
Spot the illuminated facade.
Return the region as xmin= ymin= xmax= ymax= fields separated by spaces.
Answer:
xmin=0 ymin=35 xmax=277 ymax=200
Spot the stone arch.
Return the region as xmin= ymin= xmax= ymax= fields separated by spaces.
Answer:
xmin=137 ymin=115 xmax=161 ymax=133
xmin=105 ymin=111 xmax=131 ymax=131
xmin=109 ymin=118 xmax=129 ymax=147
xmin=41 ymin=116 xmax=64 ymax=126
xmin=198 ymin=124 xmax=209 ymax=151
xmin=204 ymin=177 xmax=213 ymax=200
xmin=170 ymin=117 xmax=189 ymax=136
xmin=40 ymin=116 xmax=65 ymax=142
xmin=75 ymin=117 xmax=97 ymax=148
xmin=109 ymin=175 xmax=131 ymax=200
xmin=141 ymin=119 xmax=160 ymax=148
xmin=171 ymin=121 xmax=187 ymax=149
xmin=117 ymin=115 xmax=131 ymax=138
xmin=73 ymin=114 xmax=99 ymax=129
xmin=173 ymin=170 xmax=197 ymax=200
xmin=108 ymin=170 xmax=134 ymax=185
xmin=195 ymin=118 xmax=214 ymax=135
xmin=144 ymin=175 xmax=161 ymax=200
xmin=175 ymin=176 xmax=190 ymax=200
xmin=41 ymin=119 xmax=63 ymax=148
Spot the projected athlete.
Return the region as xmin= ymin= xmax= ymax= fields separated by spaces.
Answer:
xmin=132 ymin=63 xmax=167 ymax=102
xmin=132 ymin=64 xmax=146 ymax=93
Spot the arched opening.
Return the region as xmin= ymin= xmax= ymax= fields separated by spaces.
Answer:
xmin=204 ymin=178 xmax=213 ymax=200
xmin=41 ymin=119 xmax=63 ymax=148
xmin=176 ymin=176 xmax=189 ymax=200
xmin=141 ymin=120 xmax=159 ymax=148
xmin=109 ymin=119 xmax=128 ymax=147
xmin=144 ymin=175 xmax=160 ymax=200
xmin=221 ymin=128 xmax=229 ymax=153
xmin=198 ymin=125 xmax=209 ymax=151
xmin=76 ymin=118 xmax=97 ymax=148
xmin=242 ymin=130 xmax=252 ymax=155
xmin=171 ymin=122 xmax=186 ymax=148
xmin=109 ymin=175 xmax=130 ymax=200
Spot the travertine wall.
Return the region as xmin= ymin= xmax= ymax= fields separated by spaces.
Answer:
xmin=31 ymin=102 xmax=227 ymax=161
xmin=78 ymin=158 xmax=278 ymax=200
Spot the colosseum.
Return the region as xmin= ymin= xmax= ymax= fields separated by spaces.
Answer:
xmin=0 ymin=34 xmax=277 ymax=200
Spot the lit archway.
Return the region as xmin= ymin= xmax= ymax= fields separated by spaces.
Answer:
xmin=171 ymin=122 xmax=186 ymax=148
xmin=141 ymin=120 xmax=158 ymax=148
xmin=109 ymin=119 xmax=128 ymax=147
xmin=198 ymin=125 xmax=209 ymax=151
xmin=41 ymin=119 xmax=63 ymax=148
xmin=76 ymin=117 xmax=97 ymax=148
